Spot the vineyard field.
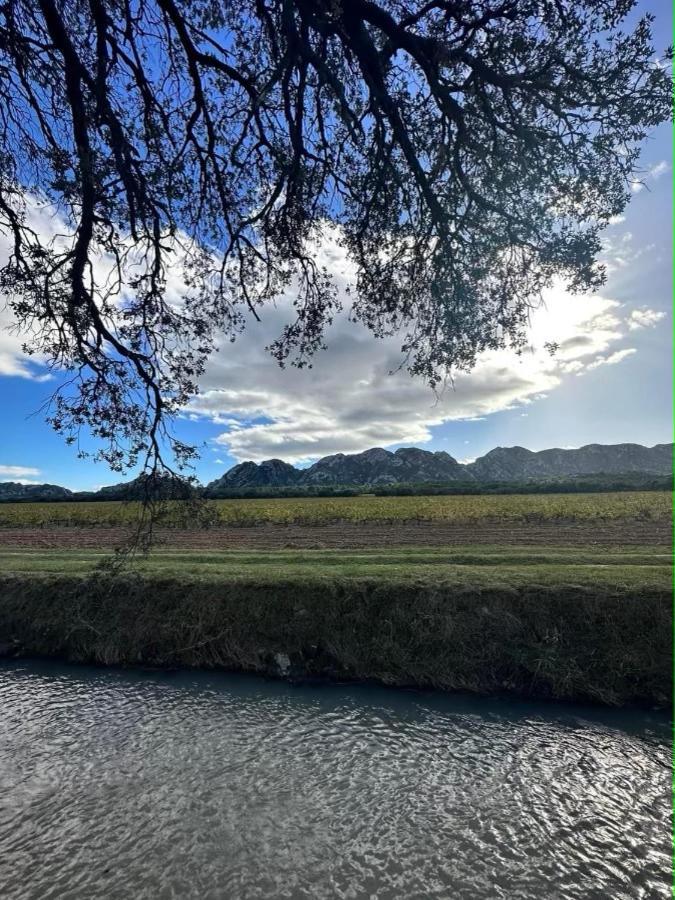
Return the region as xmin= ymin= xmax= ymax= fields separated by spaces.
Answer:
xmin=0 ymin=490 xmax=669 ymax=529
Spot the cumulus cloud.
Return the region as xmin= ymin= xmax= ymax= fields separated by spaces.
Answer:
xmin=185 ymin=234 xmax=642 ymax=463
xmin=0 ymin=303 xmax=51 ymax=380
xmin=1 ymin=203 xmax=663 ymax=465
xmin=627 ymin=308 xmax=666 ymax=331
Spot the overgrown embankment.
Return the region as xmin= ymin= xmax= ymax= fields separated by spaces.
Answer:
xmin=0 ymin=547 xmax=670 ymax=708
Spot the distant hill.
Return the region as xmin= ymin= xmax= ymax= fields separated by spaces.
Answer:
xmin=466 ymin=442 xmax=673 ymax=481
xmin=1 ymin=443 xmax=671 ymax=502
xmin=0 ymin=473 xmax=196 ymax=503
xmin=0 ymin=482 xmax=73 ymax=502
xmin=88 ymin=473 xmax=198 ymax=502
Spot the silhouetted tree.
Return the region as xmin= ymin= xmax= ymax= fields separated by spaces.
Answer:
xmin=0 ymin=0 xmax=670 ymax=473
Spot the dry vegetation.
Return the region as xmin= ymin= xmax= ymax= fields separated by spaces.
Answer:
xmin=0 ymin=562 xmax=669 ymax=707
xmin=0 ymin=491 xmax=669 ymax=529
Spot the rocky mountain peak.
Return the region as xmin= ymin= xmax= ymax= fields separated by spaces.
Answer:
xmin=207 ymin=457 xmax=299 ymax=491
xmin=203 ymin=441 xmax=673 ymax=494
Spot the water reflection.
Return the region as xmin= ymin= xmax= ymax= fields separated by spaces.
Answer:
xmin=0 ymin=661 xmax=670 ymax=899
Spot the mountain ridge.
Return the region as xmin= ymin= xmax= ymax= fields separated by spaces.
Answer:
xmin=1 ymin=442 xmax=671 ymax=502
xmin=206 ymin=441 xmax=672 ymax=495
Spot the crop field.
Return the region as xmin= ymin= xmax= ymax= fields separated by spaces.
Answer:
xmin=0 ymin=490 xmax=670 ymax=530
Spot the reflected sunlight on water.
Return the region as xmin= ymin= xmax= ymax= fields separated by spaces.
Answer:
xmin=0 ymin=661 xmax=670 ymax=899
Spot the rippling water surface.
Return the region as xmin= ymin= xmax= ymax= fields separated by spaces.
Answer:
xmin=0 ymin=660 xmax=670 ymax=899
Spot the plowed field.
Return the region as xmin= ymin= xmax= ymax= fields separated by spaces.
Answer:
xmin=0 ymin=517 xmax=669 ymax=550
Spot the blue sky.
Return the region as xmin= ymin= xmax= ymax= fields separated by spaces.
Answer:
xmin=0 ymin=1 xmax=671 ymax=491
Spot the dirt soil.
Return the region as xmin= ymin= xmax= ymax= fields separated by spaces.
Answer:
xmin=0 ymin=519 xmax=670 ymax=550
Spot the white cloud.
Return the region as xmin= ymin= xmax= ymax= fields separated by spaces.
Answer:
xmin=0 ymin=465 xmax=41 ymax=479
xmin=186 ymin=234 xmax=638 ymax=463
xmin=0 ymin=198 xmax=76 ymax=380
xmin=559 ymin=360 xmax=585 ymax=374
xmin=649 ymin=160 xmax=670 ymax=179
xmin=600 ymin=229 xmax=662 ymax=283
xmin=0 ymin=303 xmax=52 ymax=380
xmin=0 ymin=203 xmax=654 ymax=465
xmin=627 ymin=308 xmax=666 ymax=331
xmin=0 ymin=195 xmax=199 ymax=382
xmin=630 ymin=159 xmax=670 ymax=194
xmin=586 ymin=348 xmax=637 ymax=370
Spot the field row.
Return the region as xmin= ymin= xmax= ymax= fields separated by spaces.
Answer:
xmin=0 ymin=490 xmax=670 ymax=528
xmin=0 ymin=545 xmax=670 ymax=589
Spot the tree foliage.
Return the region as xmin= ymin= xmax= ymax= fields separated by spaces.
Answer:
xmin=0 ymin=0 xmax=671 ymax=472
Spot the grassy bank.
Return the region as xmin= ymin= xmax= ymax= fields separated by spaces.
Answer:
xmin=0 ymin=490 xmax=669 ymax=528
xmin=0 ymin=547 xmax=670 ymax=707
xmin=0 ymin=546 xmax=671 ymax=585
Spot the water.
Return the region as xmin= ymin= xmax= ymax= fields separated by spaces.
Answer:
xmin=0 ymin=661 xmax=670 ymax=900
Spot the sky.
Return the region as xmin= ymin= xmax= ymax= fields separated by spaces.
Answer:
xmin=0 ymin=1 xmax=672 ymax=491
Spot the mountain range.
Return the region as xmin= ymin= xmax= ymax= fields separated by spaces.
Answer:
xmin=2 ymin=442 xmax=671 ymax=502
xmin=205 ymin=442 xmax=672 ymax=495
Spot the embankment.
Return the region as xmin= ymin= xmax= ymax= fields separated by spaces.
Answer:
xmin=0 ymin=571 xmax=670 ymax=707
